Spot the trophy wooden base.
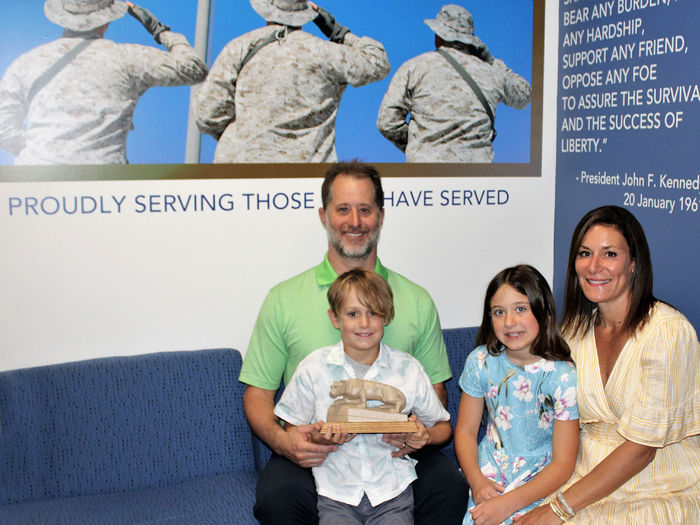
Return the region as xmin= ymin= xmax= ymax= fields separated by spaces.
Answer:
xmin=320 ymin=421 xmax=418 ymax=434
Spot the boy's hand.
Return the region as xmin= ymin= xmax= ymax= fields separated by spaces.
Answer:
xmin=403 ymin=414 xmax=429 ymax=450
xmin=470 ymin=476 xmax=505 ymax=505
xmin=384 ymin=415 xmax=429 ymax=458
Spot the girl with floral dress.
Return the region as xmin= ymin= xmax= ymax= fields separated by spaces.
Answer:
xmin=455 ymin=265 xmax=579 ymax=525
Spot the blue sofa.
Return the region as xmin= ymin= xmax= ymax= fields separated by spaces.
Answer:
xmin=0 ymin=349 xmax=259 ymax=525
xmin=0 ymin=328 xmax=479 ymax=524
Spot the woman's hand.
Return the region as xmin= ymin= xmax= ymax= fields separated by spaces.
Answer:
xmin=511 ymin=503 xmax=563 ymax=524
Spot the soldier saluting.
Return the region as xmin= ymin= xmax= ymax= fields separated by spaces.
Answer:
xmin=0 ymin=0 xmax=207 ymax=164
xmin=194 ymin=0 xmax=390 ymax=163
xmin=378 ymin=4 xmax=531 ymax=163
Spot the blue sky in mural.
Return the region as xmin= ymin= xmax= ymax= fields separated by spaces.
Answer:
xmin=0 ymin=1 xmax=533 ymax=165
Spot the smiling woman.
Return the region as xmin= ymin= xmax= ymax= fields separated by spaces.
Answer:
xmin=573 ymin=224 xmax=636 ymax=322
xmin=515 ymin=206 xmax=700 ymax=524
xmin=562 ymin=205 xmax=654 ymax=337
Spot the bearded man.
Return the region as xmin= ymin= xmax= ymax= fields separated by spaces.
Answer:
xmin=240 ymin=160 xmax=467 ymax=524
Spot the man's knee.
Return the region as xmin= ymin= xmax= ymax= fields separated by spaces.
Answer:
xmin=411 ymin=447 xmax=468 ymax=525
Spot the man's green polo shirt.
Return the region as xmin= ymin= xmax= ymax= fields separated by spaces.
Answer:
xmin=239 ymin=253 xmax=451 ymax=390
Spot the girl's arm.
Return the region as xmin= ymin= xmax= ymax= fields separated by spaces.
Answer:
xmin=513 ymin=439 xmax=656 ymax=524
xmin=455 ymin=392 xmax=505 ymax=505
xmin=473 ymin=418 xmax=579 ymax=525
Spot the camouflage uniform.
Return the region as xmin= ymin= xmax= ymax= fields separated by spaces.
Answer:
xmin=377 ymin=46 xmax=531 ymax=163
xmin=0 ymin=29 xmax=207 ymax=164
xmin=194 ymin=26 xmax=389 ymax=163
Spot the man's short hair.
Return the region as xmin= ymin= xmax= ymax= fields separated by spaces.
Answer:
xmin=321 ymin=160 xmax=384 ymax=211
xmin=327 ymin=268 xmax=395 ymax=324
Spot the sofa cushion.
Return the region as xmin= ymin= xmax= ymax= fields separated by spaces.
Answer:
xmin=0 ymin=471 xmax=258 ymax=525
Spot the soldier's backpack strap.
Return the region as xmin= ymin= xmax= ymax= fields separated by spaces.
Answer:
xmin=239 ymin=26 xmax=298 ymax=72
xmin=26 ymin=38 xmax=94 ymax=108
xmin=437 ymin=48 xmax=497 ymax=141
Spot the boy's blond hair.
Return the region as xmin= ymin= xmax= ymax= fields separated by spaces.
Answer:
xmin=327 ymin=269 xmax=395 ymax=324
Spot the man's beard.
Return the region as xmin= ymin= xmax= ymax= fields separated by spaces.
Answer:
xmin=327 ymin=226 xmax=381 ymax=260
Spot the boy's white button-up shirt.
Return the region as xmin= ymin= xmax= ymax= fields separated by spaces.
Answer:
xmin=274 ymin=341 xmax=450 ymax=507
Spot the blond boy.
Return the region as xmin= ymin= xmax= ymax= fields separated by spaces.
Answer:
xmin=274 ymin=269 xmax=451 ymax=525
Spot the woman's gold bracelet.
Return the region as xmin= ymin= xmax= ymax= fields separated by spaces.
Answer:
xmin=548 ymin=496 xmax=572 ymax=522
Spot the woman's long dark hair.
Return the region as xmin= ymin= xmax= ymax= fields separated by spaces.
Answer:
xmin=476 ymin=265 xmax=571 ymax=362
xmin=561 ymin=205 xmax=656 ymax=338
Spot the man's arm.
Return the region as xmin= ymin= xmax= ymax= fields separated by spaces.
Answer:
xmin=194 ymin=37 xmax=246 ymax=139
xmin=410 ymin=286 xmax=452 ymax=386
xmin=145 ymin=31 xmax=208 ymax=85
xmin=432 ymin=381 xmax=448 ymax=408
xmin=376 ymin=64 xmax=411 ymax=152
xmin=126 ymin=2 xmax=207 ymax=86
xmin=0 ymin=63 xmax=27 ymax=156
xmin=495 ymin=58 xmax=531 ymax=110
xmin=244 ymin=385 xmax=336 ymax=468
xmin=310 ymin=3 xmax=389 ymax=88
xmin=243 ymin=386 xmax=285 ymax=450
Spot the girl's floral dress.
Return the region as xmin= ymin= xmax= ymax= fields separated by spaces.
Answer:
xmin=459 ymin=346 xmax=578 ymax=524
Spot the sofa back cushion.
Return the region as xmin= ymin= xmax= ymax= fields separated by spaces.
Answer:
xmin=443 ymin=327 xmax=478 ymax=425
xmin=0 ymin=349 xmax=253 ymax=505
xmin=442 ymin=327 xmax=486 ymax=462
